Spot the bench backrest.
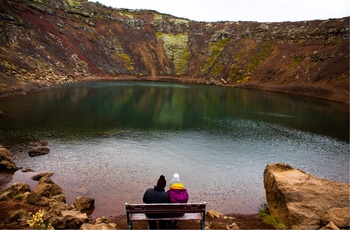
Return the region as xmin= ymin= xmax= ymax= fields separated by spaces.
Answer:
xmin=125 ymin=202 xmax=206 ymax=214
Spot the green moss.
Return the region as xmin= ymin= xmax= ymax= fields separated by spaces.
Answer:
xmin=236 ymin=76 xmax=251 ymax=83
xmin=156 ymin=32 xmax=190 ymax=75
xmin=227 ymin=63 xmax=241 ymax=82
xmin=200 ymin=38 xmax=229 ymax=75
xmin=119 ymin=52 xmax=134 ymax=72
xmin=0 ymin=59 xmax=17 ymax=69
xmin=118 ymin=12 xmax=134 ymax=20
xmin=247 ymin=41 xmax=274 ymax=73
xmin=67 ymin=0 xmax=82 ymax=7
xmin=209 ymin=61 xmax=225 ymax=77
xmin=290 ymin=55 xmax=305 ymax=68
xmin=259 ymin=208 xmax=287 ymax=230
xmin=93 ymin=15 xmax=104 ymax=20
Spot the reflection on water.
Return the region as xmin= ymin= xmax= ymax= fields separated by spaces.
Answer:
xmin=0 ymin=81 xmax=348 ymax=217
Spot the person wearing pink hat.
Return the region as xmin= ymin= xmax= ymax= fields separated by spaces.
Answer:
xmin=167 ymin=173 xmax=189 ymax=225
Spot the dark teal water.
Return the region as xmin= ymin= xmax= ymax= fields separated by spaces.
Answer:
xmin=0 ymin=81 xmax=348 ymax=217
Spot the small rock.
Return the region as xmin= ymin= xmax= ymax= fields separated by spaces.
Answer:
xmin=74 ymin=196 xmax=95 ymax=211
xmin=31 ymin=172 xmax=54 ymax=181
xmin=81 ymin=222 xmax=117 ymax=230
xmin=28 ymin=147 xmax=50 ymax=157
xmin=320 ymin=221 xmax=340 ymax=230
xmin=207 ymin=210 xmax=223 ymax=218
xmin=22 ymin=168 xmax=34 ymax=172
xmin=226 ymin=222 xmax=239 ymax=230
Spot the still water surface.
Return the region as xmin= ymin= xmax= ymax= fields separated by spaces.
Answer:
xmin=0 ymin=81 xmax=348 ymax=217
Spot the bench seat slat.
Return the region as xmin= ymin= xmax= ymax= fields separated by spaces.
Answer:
xmin=125 ymin=202 xmax=206 ymax=230
xmin=130 ymin=213 xmax=203 ymax=221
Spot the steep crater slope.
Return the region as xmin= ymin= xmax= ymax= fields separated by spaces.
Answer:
xmin=0 ymin=0 xmax=348 ymax=103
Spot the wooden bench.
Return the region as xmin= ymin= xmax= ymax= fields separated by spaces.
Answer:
xmin=125 ymin=202 xmax=206 ymax=229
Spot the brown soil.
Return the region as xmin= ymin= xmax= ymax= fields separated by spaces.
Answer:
xmin=111 ymin=213 xmax=275 ymax=229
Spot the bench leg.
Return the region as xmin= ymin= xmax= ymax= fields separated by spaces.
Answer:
xmin=126 ymin=214 xmax=132 ymax=230
xmin=201 ymin=213 xmax=206 ymax=230
xmin=127 ymin=221 xmax=132 ymax=230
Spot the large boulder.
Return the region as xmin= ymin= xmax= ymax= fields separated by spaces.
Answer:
xmin=34 ymin=176 xmax=62 ymax=197
xmin=264 ymin=163 xmax=350 ymax=229
xmin=0 ymin=146 xmax=17 ymax=171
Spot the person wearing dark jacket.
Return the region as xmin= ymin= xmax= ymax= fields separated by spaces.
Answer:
xmin=143 ymin=175 xmax=170 ymax=229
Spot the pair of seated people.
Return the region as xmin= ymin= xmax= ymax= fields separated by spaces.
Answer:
xmin=142 ymin=173 xmax=189 ymax=229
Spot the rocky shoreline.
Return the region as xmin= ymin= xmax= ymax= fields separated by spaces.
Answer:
xmin=1 ymin=145 xmax=350 ymax=229
xmin=0 ymin=75 xmax=349 ymax=105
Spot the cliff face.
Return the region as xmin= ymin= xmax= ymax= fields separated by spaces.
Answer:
xmin=0 ymin=0 xmax=349 ymax=103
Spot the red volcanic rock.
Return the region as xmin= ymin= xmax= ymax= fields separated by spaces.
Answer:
xmin=0 ymin=0 xmax=348 ymax=103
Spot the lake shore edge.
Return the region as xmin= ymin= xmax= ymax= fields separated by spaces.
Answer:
xmin=1 ymin=75 xmax=349 ymax=104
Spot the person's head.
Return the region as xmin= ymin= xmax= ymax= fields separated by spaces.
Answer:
xmin=170 ymin=173 xmax=180 ymax=185
xmin=156 ymin=175 xmax=166 ymax=188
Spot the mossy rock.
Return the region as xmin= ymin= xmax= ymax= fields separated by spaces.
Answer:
xmin=156 ymin=32 xmax=190 ymax=75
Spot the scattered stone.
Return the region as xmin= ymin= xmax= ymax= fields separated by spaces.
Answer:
xmin=264 ymin=162 xmax=350 ymax=229
xmin=207 ymin=210 xmax=223 ymax=218
xmin=226 ymin=222 xmax=239 ymax=230
xmin=81 ymin=222 xmax=117 ymax=230
xmin=74 ymin=196 xmax=95 ymax=211
xmin=21 ymin=168 xmax=34 ymax=172
xmin=80 ymin=216 xmax=117 ymax=229
xmin=28 ymin=147 xmax=50 ymax=157
xmin=320 ymin=221 xmax=340 ymax=230
xmin=31 ymin=172 xmax=54 ymax=181
xmin=206 ymin=78 xmax=216 ymax=85
xmin=220 ymin=78 xmax=227 ymax=84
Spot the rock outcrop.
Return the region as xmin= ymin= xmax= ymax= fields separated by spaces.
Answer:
xmin=0 ymin=146 xmax=17 ymax=171
xmin=0 ymin=0 xmax=348 ymax=103
xmin=264 ymin=163 xmax=350 ymax=229
xmin=0 ymin=176 xmax=89 ymax=229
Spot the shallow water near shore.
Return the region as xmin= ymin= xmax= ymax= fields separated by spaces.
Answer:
xmin=0 ymin=81 xmax=349 ymax=217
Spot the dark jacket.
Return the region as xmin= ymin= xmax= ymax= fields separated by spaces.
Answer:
xmin=143 ymin=186 xmax=170 ymax=203
xmin=143 ymin=186 xmax=170 ymax=218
